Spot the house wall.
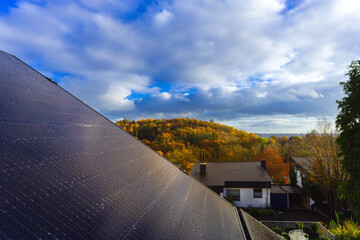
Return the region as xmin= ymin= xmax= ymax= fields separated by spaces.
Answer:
xmin=224 ymin=188 xmax=270 ymax=208
xmin=295 ymin=168 xmax=303 ymax=188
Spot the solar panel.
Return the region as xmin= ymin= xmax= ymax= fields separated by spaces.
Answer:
xmin=240 ymin=210 xmax=282 ymax=240
xmin=0 ymin=51 xmax=246 ymax=239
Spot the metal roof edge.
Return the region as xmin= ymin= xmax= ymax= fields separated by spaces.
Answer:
xmin=238 ymin=208 xmax=252 ymax=240
xmin=240 ymin=209 xmax=284 ymax=240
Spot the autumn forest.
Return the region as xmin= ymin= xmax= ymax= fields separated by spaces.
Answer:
xmin=116 ymin=118 xmax=306 ymax=183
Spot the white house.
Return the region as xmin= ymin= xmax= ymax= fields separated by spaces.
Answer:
xmin=190 ymin=161 xmax=272 ymax=208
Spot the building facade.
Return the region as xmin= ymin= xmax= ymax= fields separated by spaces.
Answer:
xmin=191 ymin=162 xmax=272 ymax=208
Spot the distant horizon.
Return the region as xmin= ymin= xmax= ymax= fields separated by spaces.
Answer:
xmin=113 ymin=117 xmax=329 ymax=136
xmin=256 ymin=133 xmax=305 ymax=138
xmin=114 ymin=117 xmax=307 ymax=137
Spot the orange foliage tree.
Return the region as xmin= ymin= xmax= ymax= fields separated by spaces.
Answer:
xmin=116 ymin=118 xmax=294 ymax=173
xmin=253 ymin=148 xmax=289 ymax=183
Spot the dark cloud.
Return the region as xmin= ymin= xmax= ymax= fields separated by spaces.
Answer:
xmin=0 ymin=0 xmax=358 ymax=132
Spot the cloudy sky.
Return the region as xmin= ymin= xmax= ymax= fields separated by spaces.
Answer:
xmin=1 ymin=0 xmax=359 ymax=133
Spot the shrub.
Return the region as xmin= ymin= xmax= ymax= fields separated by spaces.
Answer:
xmin=259 ymin=209 xmax=275 ymax=217
xmin=224 ymin=195 xmax=234 ymax=205
xmin=248 ymin=208 xmax=260 ymax=217
xmin=259 ymin=209 xmax=267 ymax=217
xmin=311 ymin=223 xmax=318 ymax=233
xmin=295 ymin=222 xmax=304 ymax=229
xmin=303 ymin=227 xmax=311 ymax=234
xmin=268 ymin=209 xmax=276 ymax=216
xmin=272 ymin=227 xmax=282 ymax=235
xmin=284 ymin=226 xmax=295 ymax=233
xmin=329 ymin=217 xmax=360 ymax=240
xmin=282 ymin=232 xmax=290 ymax=240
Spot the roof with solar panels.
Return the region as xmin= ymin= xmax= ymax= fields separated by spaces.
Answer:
xmin=0 ymin=50 xmax=282 ymax=240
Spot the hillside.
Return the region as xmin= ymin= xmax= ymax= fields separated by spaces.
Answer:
xmin=115 ymin=118 xmax=296 ymax=176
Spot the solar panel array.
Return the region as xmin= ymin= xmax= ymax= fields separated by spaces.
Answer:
xmin=0 ymin=51 xmax=246 ymax=239
xmin=240 ymin=210 xmax=282 ymax=240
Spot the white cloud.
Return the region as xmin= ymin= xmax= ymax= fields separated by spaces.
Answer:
xmin=287 ymin=88 xmax=323 ymax=99
xmin=225 ymin=115 xmax=328 ymax=134
xmin=153 ymin=9 xmax=174 ymax=27
xmin=100 ymin=85 xmax=135 ymax=111
xmin=256 ymin=91 xmax=268 ymax=98
xmin=0 ymin=0 xmax=359 ymax=132
xmin=157 ymin=92 xmax=172 ymax=100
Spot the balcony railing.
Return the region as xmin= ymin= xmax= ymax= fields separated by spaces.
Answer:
xmin=260 ymin=220 xmax=335 ymax=240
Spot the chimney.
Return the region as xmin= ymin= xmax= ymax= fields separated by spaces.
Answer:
xmin=200 ymin=163 xmax=207 ymax=175
xmin=261 ymin=160 xmax=266 ymax=170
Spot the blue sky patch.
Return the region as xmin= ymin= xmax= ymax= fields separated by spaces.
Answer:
xmin=281 ymin=0 xmax=303 ymax=14
xmin=0 ymin=0 xmax=355 ymax=133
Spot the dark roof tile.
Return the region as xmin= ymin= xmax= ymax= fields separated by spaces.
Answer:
xmin=291 ymin=157 xmax=311 ymax=171
xmin=271 ymin=184 xmax=301 ymax=194
xmin=191 ymin=162 xmax=272 ymax=186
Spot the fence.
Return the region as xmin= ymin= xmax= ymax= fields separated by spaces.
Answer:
xmin=260 ymin=220 xmax=335 ymax=240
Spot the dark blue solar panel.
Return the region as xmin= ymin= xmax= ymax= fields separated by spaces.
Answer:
xmin=0 ymin=51 xmax=246 ymax=239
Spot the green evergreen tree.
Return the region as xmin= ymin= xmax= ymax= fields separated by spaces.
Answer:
xmin=336 ymin=60 xmax=360 ymax=217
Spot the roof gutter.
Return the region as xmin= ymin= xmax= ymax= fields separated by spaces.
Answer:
xmin=237 ymin=208 xmax=252 ymax=240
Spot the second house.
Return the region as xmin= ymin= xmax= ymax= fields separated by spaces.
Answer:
xmin=191 ymin=161 xmax=271 ymax=208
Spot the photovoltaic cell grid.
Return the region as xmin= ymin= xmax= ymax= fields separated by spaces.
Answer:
xmin=0 ymin=51 xmax=246 ymax=240
xmin=240 ymin=210 xmax=282 ymax=240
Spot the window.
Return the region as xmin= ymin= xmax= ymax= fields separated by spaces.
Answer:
xmin=253 ymin=188 xmax=262 ymax=198
xmin=226 ymin=189 xmax=240 ymax=201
